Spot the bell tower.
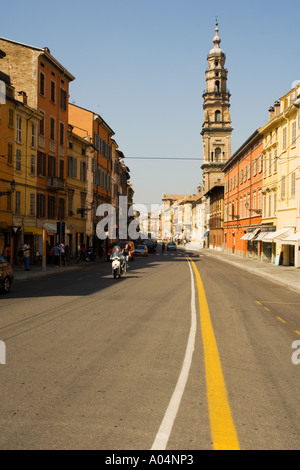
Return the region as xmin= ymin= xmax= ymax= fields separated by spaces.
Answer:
xmin=201 ymin=22 xmax=232 ymax=194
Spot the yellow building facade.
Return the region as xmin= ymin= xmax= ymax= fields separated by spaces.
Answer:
xmin=260 ymin=84 xmax=300 ymax=266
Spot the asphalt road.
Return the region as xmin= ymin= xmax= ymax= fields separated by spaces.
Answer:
xmin=0 ymin=248 xmax=300 ymax=450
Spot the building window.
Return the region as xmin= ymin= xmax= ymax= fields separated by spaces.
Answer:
xmin=68 ymin=189 xmax=74 ymax=216
xmin=60 ymin=88 xmax=67 ymax=111
xmin=8 ymin=108 xmax=14 ymax=128
xmin=15 ymin=191 xmax=21 ymax=215
xmin=50 ymin=80 xmax=56 ymax=103
xmin=80 ymin=161 xmax=86 ymax=182
xmin=268 ymin=152 xmax=272 ymax=176
xmin=263 ymin=195 xmax=267 ymax=218
xmin=215 ymin=80 xmax=220 ymax=92
xmin=50 ymin=117 xmax=55 ymax=141
xmin=7 ymin=143 xmax=13 ymax=165
xmin=215 ymin=110 xmax=221 ymax=122
xmin=281 ymin=176 xmax=286 ymax=199
xmin=282 ymin=127 xmax=287 ymax=151
xmin=291 ymin=121 xmax=297 ymax=146
xmin=31 ymin=123 xmax=36 ymax=148
xmin=268 ymin=194 xmax=272 ymax=217
xmin=48 ymin=195 xmax=56 ymax=219
xmin=37 ymin=193 xmax=46 ymax=218
xmin=39 ymin=71 xmax=45 ymax=96
xmin=253 ymin=159 xmax=257 ymax=176
xmin=58 ymin=198 xmax=65 ymax=220
xmin=39 ymin=112 xmax=45 ymax=136
xmin=16 ymin=149 xmax=21 ymax=172
xmin=274 ymin=193 xmax=277 ymax=215
xmin=274 ymin=148 xmax=278 ymax=173
xmin=253 ymin=191 xmax=257 ymax=211
xmin=48 ymin=155 xmax=56 ymax=177
xmin=215 ymin=147 xmax=221 ymax=162
xmin=16 ymin=116 xmax=22 ymax=143
xmin=291 ymin=172 xmax=296 ymax=197
xmin=30 ymin=194 xmax=35 ymax=216
xmin=30 ymin=155 xmax=36 ymax=176
xmin=59 ymin=122 xmax=65 ymax=146
xmin=37 ymin=151 xmax=46 ymax=176
xmin=68 ymin=156 xmax=77 ymax=178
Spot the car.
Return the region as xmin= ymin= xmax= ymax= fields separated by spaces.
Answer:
xmin=0 ymin=256 xmax=14 ymax=293
xmin=134 ymin=245 xmax=148 ymax=257
xmin=141 ymin=239 xmax=156 ymax=253
xmin=167 ymin=242 xmax=177 ymax=251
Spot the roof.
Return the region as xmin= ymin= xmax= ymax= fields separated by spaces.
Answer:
xmin=0 ymin=37 xmax=75 ymax=81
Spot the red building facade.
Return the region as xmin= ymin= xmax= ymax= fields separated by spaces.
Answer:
xmin=223 ymin=130 xmax=264 ymax=258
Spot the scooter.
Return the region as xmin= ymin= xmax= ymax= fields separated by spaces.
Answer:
xmin=111 ymin=255 xmax=126 ymax=279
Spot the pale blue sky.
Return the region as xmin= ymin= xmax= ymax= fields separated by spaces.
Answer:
xmin=1 ymin=0 xmax=300 ymax=204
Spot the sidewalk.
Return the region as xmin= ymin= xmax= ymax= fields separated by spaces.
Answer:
xmin=185 ymin=245 xmax=300 ymax=294
xmin=12 ymin=258 xmax=107 ymax=281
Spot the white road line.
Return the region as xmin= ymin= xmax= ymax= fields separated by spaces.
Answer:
xmin=151 ymin=258 xmax=197 ymax=450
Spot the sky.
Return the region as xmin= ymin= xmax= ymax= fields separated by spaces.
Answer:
xmin=1 ymin=0 xmax=300 ymax=206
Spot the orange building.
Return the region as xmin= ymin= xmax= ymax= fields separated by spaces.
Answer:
xmin=0 ymin=37 xmax=75 ymax=255
xmin=69 ymin=103 xmax=114 ymax=245
xmin=0 ymin=65 xmax=15 ymax=255
xmin=223 ymin=130 xmax=264 ymax=259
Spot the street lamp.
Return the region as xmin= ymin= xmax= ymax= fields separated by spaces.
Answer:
xmin=0 ymin=180 xmax=16 ymax=197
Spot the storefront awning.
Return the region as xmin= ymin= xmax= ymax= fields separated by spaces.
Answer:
xmin=255 ymin=232 xmax=269 ymax=241
xmin=24 ymin=226 xmax=43 ymax=235
xmin=263 ymin=227 xmax=295 ymax=243
xmin=241 ymin=228 xmax=260 ymax=241
xmin=281 ymin=232 xmax=300 ymax=246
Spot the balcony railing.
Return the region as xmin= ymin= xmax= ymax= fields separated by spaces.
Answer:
xmin=47 ymin=176 xmax=65 ymax=191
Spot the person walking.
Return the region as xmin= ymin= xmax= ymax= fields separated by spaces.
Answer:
xmin=53 ymin=244 xmax=60 ymax=267
xmin=23 ymin=243 xmax=30 ymax=271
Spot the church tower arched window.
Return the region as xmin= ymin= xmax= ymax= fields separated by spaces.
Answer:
xmin=215 ymin=110 xmax=221 ymax=122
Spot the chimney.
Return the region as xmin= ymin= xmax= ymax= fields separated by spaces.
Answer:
xmin=274 ymin=101 xmax=280 ymax=116
xmin=17 ymin=91 xmax=27 ymax=105
xmin=269 ymin=106 xmax=275 ymax=120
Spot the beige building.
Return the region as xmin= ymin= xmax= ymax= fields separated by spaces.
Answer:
xmin=260 ymin=84 xmax=300 ymax=266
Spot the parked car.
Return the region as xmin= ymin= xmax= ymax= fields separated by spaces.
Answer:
xmin=167 ymin=242 xmax=177 ymax=251
xmin=134 ymin=245 xmax=148 ymax=257
xmin=141 ymin=240 xmax=156 ymax=253
xmin=0 ymin=256 xmax=14 ymax=293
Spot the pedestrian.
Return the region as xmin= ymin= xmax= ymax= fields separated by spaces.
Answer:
xmin=53 ymin=244 xmax=60 ymax=267
xmin=23 ymin=243 xmax=30 ymax=271
xmin=59 ymin=242 xmax=65 ymax=266
xmin=4 ymin=244 xmax=11 ymax=263
xmin=162 ymin=242 xmax=165 ymax=253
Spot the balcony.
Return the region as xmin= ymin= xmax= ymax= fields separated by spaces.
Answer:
xmin=47 ymin=176 xmax=65 ymax=191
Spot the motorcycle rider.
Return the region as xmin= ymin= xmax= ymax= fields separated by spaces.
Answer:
xmin=110 ymin=246 xmax=126 ymax=272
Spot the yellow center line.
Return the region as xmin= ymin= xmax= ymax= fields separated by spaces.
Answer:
xmin=276 ymin=316 xmax=287 ymax=324
xmin=295 ymin=331 xmax=300 ymax=336
xmin=191 ymin=260 xmax=240 ymax=451
xmin=264 ymin=307 xmax=271 ymax=312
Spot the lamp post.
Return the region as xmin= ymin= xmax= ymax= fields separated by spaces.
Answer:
xmin=0 ymin=180 xmax=16 ymax=197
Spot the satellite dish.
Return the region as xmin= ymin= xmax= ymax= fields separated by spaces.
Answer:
xmin=292 ymin=80 xmax=300 ymax=89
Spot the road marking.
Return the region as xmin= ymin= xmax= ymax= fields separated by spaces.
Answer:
xmin=256 ymin=301 xmax=262 ymax=306
xmin=151 ymin=259 xmax=197 ymax=450
xmin=276 ymin=316 xmax=287 ymax=324
xmin=295 ymin=331 xmax=300 ymax=336
xmin=191 ymin=260 xmax=240 ymax=451
xmin=264 ymin=307 xmax=271 ymax=312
